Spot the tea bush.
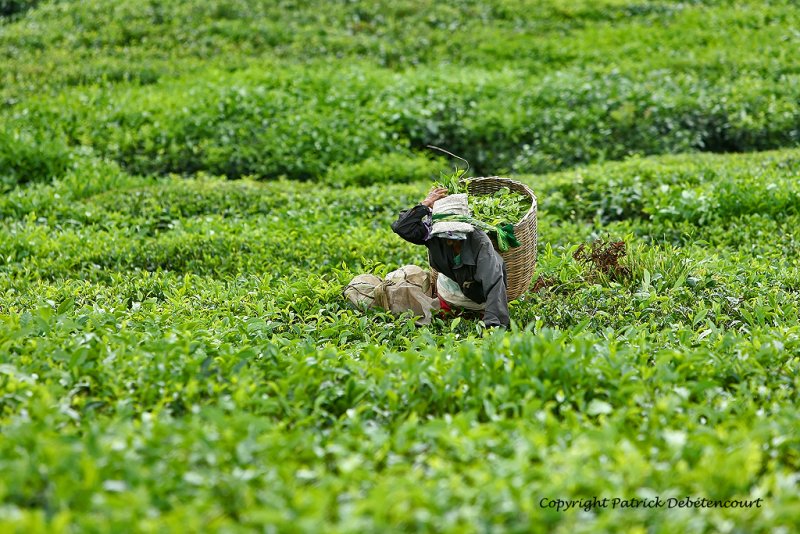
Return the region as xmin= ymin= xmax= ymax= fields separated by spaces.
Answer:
xmin=2 ymin=0 xmax=800 ymax=532
xmin=9 ymin=64 xmax=800 ymax=180
xmin=0 ymin=128 xmax=72 ymax=190
xmin=2 ymin=0 xmax=799 ymax=180
xmin=0 ymin=0 xmax=38 ymax=19
xmin=2 ymin=148 xmax=800 ymax=531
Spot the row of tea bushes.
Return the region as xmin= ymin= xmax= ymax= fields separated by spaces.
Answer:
xmin=2 ymin=0 xmax=799 ymax=186
xmin=5 ymin=63 xmax=798 ymax=185
xmin=2 ymin=148 xmax=799 ymax=530
xmin=3 ymin=1 xmax=798 ymax=98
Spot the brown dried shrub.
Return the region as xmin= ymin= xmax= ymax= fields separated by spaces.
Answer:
xmin=572 ymin=238 xmax=631 ymax=282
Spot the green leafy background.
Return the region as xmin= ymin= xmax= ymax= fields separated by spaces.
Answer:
xmin=1 ymin=1 xmax=799 ymax=532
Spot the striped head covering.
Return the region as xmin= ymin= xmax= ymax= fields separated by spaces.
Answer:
xmin=430 ymin=194 xmax=473 ymax=237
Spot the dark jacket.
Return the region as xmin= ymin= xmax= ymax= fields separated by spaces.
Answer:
xmin=391 ymin=204 xmax=510 ymax=328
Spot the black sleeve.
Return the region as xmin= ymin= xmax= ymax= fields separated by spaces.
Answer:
xmin=391 ymin=204 xmax=431 ymax=246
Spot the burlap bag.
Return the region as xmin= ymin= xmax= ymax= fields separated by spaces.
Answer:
xmin=344 ymin=265 xmax=440 ymax=325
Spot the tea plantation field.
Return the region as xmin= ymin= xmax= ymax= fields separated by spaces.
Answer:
xmin=2 ymin=1 xmax=799 ymax=532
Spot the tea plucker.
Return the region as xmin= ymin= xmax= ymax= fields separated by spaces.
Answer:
xmin=391 ymin=187 xmax=511 ymax=328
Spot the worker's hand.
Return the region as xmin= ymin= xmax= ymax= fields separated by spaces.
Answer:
xmin=421 ymin=187 xmax=448 ymax=208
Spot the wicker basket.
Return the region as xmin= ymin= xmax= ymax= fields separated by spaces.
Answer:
xmin=431 ymin=177 xmax=537 ymax=301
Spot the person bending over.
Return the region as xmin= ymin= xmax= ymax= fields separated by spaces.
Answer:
xmin=391 ymin=187 xmax=510 ymax=328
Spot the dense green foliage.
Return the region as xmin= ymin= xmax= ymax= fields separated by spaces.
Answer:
xmin=2 ymin=0 xmax=800 ymax=182
xmin=2 ymin=148 xmax=799 ymax=531
xmin=1 ymin=0 xmax=799 ymax=532
xmin=0 ymin=0 xmax=38 ymax=19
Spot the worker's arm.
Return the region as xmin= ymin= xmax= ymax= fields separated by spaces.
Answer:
xmin=390 ymin=187 xmax=448 ymax=245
